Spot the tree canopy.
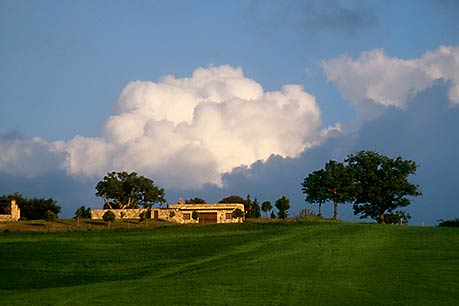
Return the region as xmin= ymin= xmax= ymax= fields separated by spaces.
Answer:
xmin=74 ymin=206 xmax=92 ymax=219
xmin=302 ymin=151 xmax=420 ymax=223
xmin=245 ymin=195 xmax=261 ymax=218
xmin=301 ymin=169 xmax=328 ymax=217
xmin=261 ymin=201 xmax=272 ymax=218
xmin=0 ymin=193 xmax=61 ymax=220
xmin=324 ymin=160 xmax=354 ymax=220
xmin=275 ymin=195 xmax=290 ymax=219
xmin=218 ymin=195 xmax=245 ymax=204
xmin=346 ymin=150 xmax=421 ymax=223
xmin=95 ymin=171 xmax=166 ymax=209
xmin=219 ymin=194 xmax=260 ymax=218
xmin=302 ymin=161 xmax=354 ymax=219
xmin=185 ymin=197 xmax=207 ymax=204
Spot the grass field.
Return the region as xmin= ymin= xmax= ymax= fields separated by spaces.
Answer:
xmin=0 ymin=220 xmax=457 ymax=305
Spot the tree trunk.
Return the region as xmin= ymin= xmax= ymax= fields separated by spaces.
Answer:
xmin=102 ymin=195 xmax=113 ymax=209
xmin=333 ymin=201 xmax=338 ymax=220
xmin=318 ymin=203 xmax=322 ymax=216
xmin=265 ymin=211 xmax=269 ymax=219
xmin=379 ymin=213 xmax=385 ymax=224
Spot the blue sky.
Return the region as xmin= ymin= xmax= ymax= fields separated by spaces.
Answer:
xmin=1 ymin=0 xmax=459 ymax=224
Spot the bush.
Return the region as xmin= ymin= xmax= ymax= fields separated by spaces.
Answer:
xmin=437 ymin=218 xmax=459 ymax=227
xmin=103 ymin=211 xmax=116 ymax=223
xmin=232 ymin=208 xmax=244 ymax=219
xmin=43 ymin=210 xmax=57 ymax=221
xmin=74 ymin=205 xmax=92 ymax=219
xmin=192 ymin=211 xmax=199 ymax=220
xmin=169 ymin=211 xmax=176 ymax=218
xmin=139 ymin=209 xmax=151 ymax=222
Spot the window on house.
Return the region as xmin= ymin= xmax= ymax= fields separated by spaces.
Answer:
xmin=226 ymin=213 xmax=232 ymax=219
xmin=183 ymin=213 xmax=191 ymax=220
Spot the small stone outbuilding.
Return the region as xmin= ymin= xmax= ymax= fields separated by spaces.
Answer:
xmin=91 ymin=198 xmax=244 ymax=224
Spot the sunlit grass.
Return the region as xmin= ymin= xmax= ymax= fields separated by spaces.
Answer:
xmin=0 ymin=221 xmax=457 ymax=305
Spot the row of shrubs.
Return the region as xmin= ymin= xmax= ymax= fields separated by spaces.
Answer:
xmin=436 ymin=218 xmax=459 ymax=227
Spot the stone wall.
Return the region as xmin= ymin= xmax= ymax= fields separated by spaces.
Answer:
xmin=91 ymin=202 xmax=244 ymax=224
xmin=0 ymin=200 xmax=21 ymax=222
xmin=91 ymin=208 xmax=148 ymax=220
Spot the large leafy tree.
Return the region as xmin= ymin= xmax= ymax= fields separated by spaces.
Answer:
xmin=301 ymin=161 xmax=354 ymax=220
xmin=324 ymin=160 xmax=354 ymax=220
xmin=95 ymin=171 xmax=166 ymax=209
xmin=301 ymin=169 xmax=328 ymax=217
xmin=346 ymin=151 xmax=421 ymax=224
xmin=275 ymin=195 xmax=290 ymax=219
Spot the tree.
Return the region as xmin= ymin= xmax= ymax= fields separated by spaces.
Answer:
xmin=103 ymin=210 xmax=116 ymax=229
xmin=249 ymin=198 xmax=261 ymax=218
xmin=219 ymin=195 xmax=245 ymax=204
xmin=192 ymin=211 xmax=199 ymax=221
xmin=185 ymin=197 xmax=206 ymax=204
xmin=0 ymin=193 xmax=26 ymax=214
xmin=21 ymin=197 xmax=61 ymax=220
xmin=384 ymin=210 xmax=411 ymax=224
xmin=302 ymin=161 xmax=354 ymax=220
xmin=346 ymin=150 xmax=421 ymax=224
xmin=95 ymin=171 xmax=166 ymax=209
xmin=43 ymin=210 xmax=57 ymax=222
xmin=437 ymin=218 xmax=459 ymax=227
xmin=270 ymin=210 xmax=276 ymax=219
xmin=324 ymin=160 xmax=354 ymax=220
xmin=301 ymin=169 xmax=328 ymax=217
xmin=244 ymin=194 xmax=252 ymax=217
xmin=275 ymin=195 xmax=290 ymax=219
xmin=74 ymin=206 xmax=92 ymax=219
xmin=261 ymin=201 xmax=272 ymax=218
xmin=74 ymin=205 xmax=91 ymax=227
xmin=0 ymin=193 xmax=61 ymax=220
xmin=232 ymin=208 xmax=244 ymax=219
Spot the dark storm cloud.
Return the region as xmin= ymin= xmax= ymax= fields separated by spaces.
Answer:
xmin=0 ymin=171 xmax=98 ymax=217
xmin=213 ymin=83 xmax=459 ymax=225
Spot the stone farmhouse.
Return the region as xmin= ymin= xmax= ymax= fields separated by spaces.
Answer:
xmin=91 ymin=198 xmax=244 ymax=224
xmin=0 ymin=200 xmax=21 ymax=222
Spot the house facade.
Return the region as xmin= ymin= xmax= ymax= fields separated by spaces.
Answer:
xmin=91 ymin=198 xmax=244 ymax=224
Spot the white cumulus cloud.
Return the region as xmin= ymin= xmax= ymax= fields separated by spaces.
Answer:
xmin=322 ymin=45 xmax=459 ymax=108
xmin=62 ymin=65 xmax=323 ymax=188
xmin=0 ymin=137 xmax=65 ymax=177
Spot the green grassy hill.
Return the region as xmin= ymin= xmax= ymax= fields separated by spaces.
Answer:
xmin=0 ymin=221 xmax=457 ymax=305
